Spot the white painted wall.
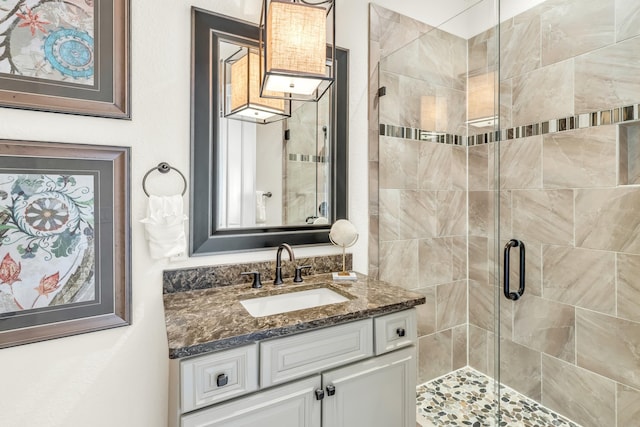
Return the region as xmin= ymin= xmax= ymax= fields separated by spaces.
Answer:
xmin=0 ymin=1 xmax=542 ymax=426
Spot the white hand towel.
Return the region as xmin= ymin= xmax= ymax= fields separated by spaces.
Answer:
xmin=256 ymin=191 xmax=267 ymax=224
xmin=140 ymin=195 xmax=188 ymax=259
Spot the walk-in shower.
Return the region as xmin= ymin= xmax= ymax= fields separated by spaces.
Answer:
xmin=370 ymin=0 xmax=640 ymax=425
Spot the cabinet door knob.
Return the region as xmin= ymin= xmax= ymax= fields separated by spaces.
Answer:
xmin=326 ymin=384 xmax=336 ymax=396
xmin=396 ymin=327 xmax=406 ymax=337
xmin=315 ymin=388 xmax=325 ymax=400
xmin=216 ymin=373 xmax=228 ymax=387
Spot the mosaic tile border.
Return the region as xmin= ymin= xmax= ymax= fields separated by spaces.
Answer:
xmin=381 ymin=103 xmax=640 ymax=147
xmin=288 ymin=153 xmax=328 ymax=163
xmin=416 ymin=367 xmax=581 ymax=427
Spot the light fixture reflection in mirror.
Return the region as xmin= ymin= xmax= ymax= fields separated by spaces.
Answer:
xmin=223 ymin=46 xmax=291 ymax=124
xmin=329 ymin=219 xmax=358 ymax=281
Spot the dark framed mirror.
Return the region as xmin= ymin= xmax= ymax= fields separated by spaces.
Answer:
xmin=190 ymin=8 xmax=348 ymax=254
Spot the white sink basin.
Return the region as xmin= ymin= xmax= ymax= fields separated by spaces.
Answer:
xmin=240 ymin=287 xmax=349 ymax=317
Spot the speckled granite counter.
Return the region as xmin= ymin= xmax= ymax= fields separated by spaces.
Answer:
xmin=163 ymin=273 xmax=425 ymax=359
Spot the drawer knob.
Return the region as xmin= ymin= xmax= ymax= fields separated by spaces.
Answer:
xmin=315 ymin=388 xmax=325 ymax=400
xmin=216 ymin=373 xmax=228 ymax=387
xmin=326 ymin=384 xmax=336 ymax=396
xmin=396 ymin=327 xmax=406 ymax=337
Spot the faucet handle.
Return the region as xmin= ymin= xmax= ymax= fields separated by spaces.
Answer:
xmin=241 ymin=271 xmax=263 ymax=288
xmin=293 ymin=265 xmax=312 ymax=283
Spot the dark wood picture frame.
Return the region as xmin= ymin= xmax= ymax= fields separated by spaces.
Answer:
xmin=0 ymin=140 xmax=131 ymax=348
xmin=0 ymin=0 xmax=130 ymax=118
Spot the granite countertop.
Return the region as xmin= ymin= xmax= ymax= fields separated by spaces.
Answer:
xmin=163 ymin=273 xmax=426 ymax=359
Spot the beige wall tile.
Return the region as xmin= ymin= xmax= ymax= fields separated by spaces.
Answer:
xmin=419 ymin=142 xmax=452 ymax=190
xmin=468 ymin=236 xmax=490 ymax=283
xmin=513 ymin=295 xmax=575 ymax=362
xmin=451 ymin=236 xmax=467 ymax=281
xmin=512 ymin=60 xmax=574 ymax=126
xmin=399 ymin=76 xmax=437 ymax=129
xmin=418 ymin=237 xmax=452 ymax=287
xmin=378 ymin=189 xmax=399 ymax=241
xmin=468 ymin=27 xmax=495 ymax=73
xmin=577 ymin=309 xmax=640 ymax=389
xmin=617 ymin=383 xmax=640 ymax=427
xmin=499 ymin=337 xmax=542 ymax=400
xmin=379 ymin=136 xmax=418 ymax=189
xmin=541 ymin=0 xmax=615 ymax=66
xmin=451 ymin=145 xmax=467 ymax=191
xmin=542 ymin=354 xmax=616 ymax=427
xmin=500 ymin=79 xmax=513 ymax=130
xmin=469 ymin=324 xmax=490 ymax=375
xmin=452 ymin=325 xmax=467 ymax=370
xmin=369 ymin=161 xmax=379 ymax=213
xmin=543 ymin=125 xmax=617 ymax=188
xmin=415 ymin=286 xmax=436 ymax=337
xmin=618 ymin=122 xmax=640 ymax=185
xmin=543 ymin=245 xmax=616 ymax=314
xmin=512 ymin=189 xmax=574 ymax=245
xmin=436 ymin=281 xmax=467 ymax=331
xmin=379 ymin=239 xmax=418 ymax=289
xmin=575 ymin=36 xmax=640 ymax=113
xmin=469 ymin=280 xmax=493 ymax=331
xmin=576 ymin=187 xmax=640 ymax=254
xmin=500 ymin=11 xmax=541 ymax=80
xmin=616 ymin=0 xmax=640 ymax=41
xmin=437 ymin=190 xmax=467 ymax=237
xmin=617 ymin=253 xmax=640 ymax=322
xmin=469 ymin=191 xmax=491 ymax=237
xmin=375 ymin=5 xmax=432 ymax=57
xmin=399 ymin=190 xmax=437 ymax=240
xmin=468 ymin=144 xmax=489 ymax=191
xmin=418 ymin=330 xmax=452 ymax=384
xmin=500 ymin=136 xmax=543 ymax=189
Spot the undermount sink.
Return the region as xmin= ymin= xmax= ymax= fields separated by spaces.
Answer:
xmin=240 ymin=286 xmax=349 ymax=317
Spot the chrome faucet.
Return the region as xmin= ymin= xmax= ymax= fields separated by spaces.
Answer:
xmin=274 ymin=243 xmax=295 ymax=285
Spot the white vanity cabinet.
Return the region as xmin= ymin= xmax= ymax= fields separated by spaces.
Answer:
xmin=170 ymin=309 xmax=417 ymax=427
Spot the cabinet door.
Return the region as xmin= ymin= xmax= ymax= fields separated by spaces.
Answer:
xmin=321 ymin=347 xmax=416 ymax=427
xmin=181 ymin=376 xmax=321 ymax=427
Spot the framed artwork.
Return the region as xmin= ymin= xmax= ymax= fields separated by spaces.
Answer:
xmin=0 ymin=139 xmax=130 ymax=348
xmin=0 ymin=0 xmax=130 ymax=118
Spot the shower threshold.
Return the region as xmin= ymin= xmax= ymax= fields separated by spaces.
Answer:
xmin=416 ymin=367 xmax=581 ymax=427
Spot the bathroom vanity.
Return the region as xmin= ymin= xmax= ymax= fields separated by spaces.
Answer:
xmin=163 ymin=273 xmax=425 ymax=427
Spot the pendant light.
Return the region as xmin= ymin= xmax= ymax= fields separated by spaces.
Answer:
xmin=259 ymin=0 xmax=335 ymax=102
xmin=223 ymin=46 xmax=291 ymax=124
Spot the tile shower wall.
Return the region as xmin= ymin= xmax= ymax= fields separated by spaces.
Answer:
xmin=369 ymin=4 xmax=468 ymax=384
xmin=467 ymin=1 xmax=640 ymax=426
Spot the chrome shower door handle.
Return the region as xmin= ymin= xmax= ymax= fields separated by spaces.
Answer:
xmin=503 ymin=239 xmax=526 ymax=301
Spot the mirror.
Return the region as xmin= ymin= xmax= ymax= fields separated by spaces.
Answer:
xmin=190 ymin=8 xmax=348 ymax=254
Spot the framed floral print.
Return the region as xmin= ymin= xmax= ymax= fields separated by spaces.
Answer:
xmin=0 ymin=139 xmax=130 ymax=348
xmin=0 ymin=0 xmax=129 ymax=118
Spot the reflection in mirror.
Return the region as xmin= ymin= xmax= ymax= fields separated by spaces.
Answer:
xmin=190 ymin=8 xmax=348 ymax=254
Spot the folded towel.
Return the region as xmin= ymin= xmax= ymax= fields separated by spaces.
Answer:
xmin=256 ymin=191 xmax=267 ymax=224
xmin=140 ymin=195 xmax=188 ymax=259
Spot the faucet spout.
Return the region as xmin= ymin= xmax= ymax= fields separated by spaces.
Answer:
xmin=274 ymin=243 xmax=295 ymax=285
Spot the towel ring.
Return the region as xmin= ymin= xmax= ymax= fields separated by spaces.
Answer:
xmin=142 ymin=162 xmax=187 ymax=197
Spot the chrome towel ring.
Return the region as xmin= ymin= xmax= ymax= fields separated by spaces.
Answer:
xmin=142 ymin=162 xmax=187 ymax=197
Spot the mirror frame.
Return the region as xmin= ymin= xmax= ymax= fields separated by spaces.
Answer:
xmin=190 ymin=8 xmax=349 ymax=254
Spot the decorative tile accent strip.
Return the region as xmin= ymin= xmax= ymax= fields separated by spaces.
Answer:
xmin=379 ymin=124 xmax=465 ymax=145
xmin=381 ymin=103 xmax=640 ymax=147
xmin=163 ymin=254 xmax=352 ymax=294
xmin=416 ymin=367 xmax=581 ymax=427
xmin=288 ymin=153 xmax=328 ymax=163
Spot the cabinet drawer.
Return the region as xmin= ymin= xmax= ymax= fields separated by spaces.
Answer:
xmin=180 ymin=344 xmax=258 ymax=413
xmin=261 ymin=319 xmax=373 ymax=387
xmin=374 ymin=309 xmax=417 ymax=355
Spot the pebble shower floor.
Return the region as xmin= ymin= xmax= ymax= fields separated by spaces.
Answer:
xmin=416 ymin=367 xmax=581 ymax=427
